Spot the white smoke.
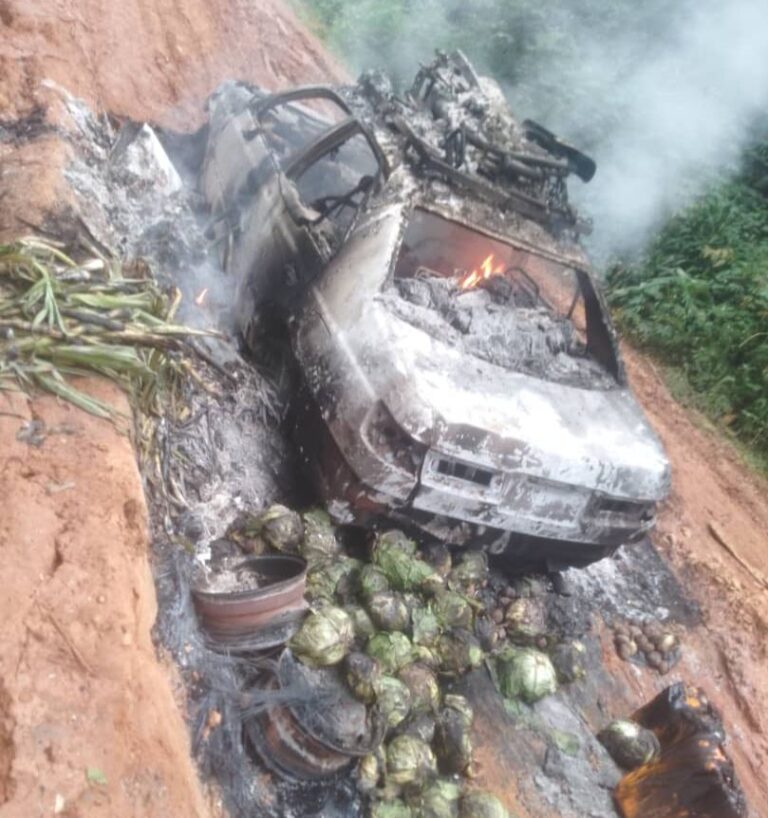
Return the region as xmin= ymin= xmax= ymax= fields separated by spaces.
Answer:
xmin=570 ymin=0 xmax=768 ymax=257
xmin=314 ymin=0 xmax=768 ymax=259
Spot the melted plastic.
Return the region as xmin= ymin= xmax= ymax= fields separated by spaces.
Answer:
xmin=615 ymin=683 xmax=747 ymax=818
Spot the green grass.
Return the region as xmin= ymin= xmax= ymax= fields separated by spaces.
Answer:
xmin=607 ymin=158 xmax=768 ymax=460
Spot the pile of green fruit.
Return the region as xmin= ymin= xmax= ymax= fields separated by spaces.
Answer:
xmin=239 ymin=505 xmax=587 ymax=817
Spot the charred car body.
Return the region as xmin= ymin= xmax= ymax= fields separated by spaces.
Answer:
xmin=201 ymin=51 xmax=670 ymax=568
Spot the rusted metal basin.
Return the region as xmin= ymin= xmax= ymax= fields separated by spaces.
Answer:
xmin=245 ymin=676 xmax=356 ymax=781
xmin=244 ymin=649 xmax=384 ymax=781
xmin=192 ymin=555 xmax=307 ymax=651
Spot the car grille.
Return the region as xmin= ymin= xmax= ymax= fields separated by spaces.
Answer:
xmin=435 ymin=458 xmax=495 ymax=487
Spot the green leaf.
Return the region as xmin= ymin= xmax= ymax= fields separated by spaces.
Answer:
xmin=86 ymin=766 xmax=108 ymax=786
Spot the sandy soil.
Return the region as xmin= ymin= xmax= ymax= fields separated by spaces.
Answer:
xmin=1 ymin=1 xmax=767 ymax=816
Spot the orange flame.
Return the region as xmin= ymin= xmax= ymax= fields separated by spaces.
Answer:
xmin=458 ymin=253 xmax=505 ymax=290
xmin=194 ymin=287 xmax=209 ymax=306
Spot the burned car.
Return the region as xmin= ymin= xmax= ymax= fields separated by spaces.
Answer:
xmin=201 ymin=52 xmax=670 ymax=568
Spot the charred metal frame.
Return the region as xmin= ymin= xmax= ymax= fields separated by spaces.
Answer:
xmin=250 ymin=85 xmax=391 ymax=183
xmin=201 ymin=52 xmax=670 ymax=565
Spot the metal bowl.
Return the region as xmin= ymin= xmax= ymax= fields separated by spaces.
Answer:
xmin=192 ymin=555 xmax=307 ymax=650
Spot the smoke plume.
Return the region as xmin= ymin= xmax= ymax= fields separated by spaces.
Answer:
xmin=310 ymin=0 xmax=768 ymax=259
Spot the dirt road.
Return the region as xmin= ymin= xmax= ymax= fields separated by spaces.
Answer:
xmin=621 ymin=347 xmax=768 ymax=812
xmin=1 ymin=1 xmax=766 ymax=816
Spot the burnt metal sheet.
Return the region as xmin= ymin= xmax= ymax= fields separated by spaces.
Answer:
xmin=615 ymin=684 xmax=747 ymax=818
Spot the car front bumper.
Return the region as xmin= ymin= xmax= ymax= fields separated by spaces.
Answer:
xmin=299 ymin=395 xmax=656 ymax=552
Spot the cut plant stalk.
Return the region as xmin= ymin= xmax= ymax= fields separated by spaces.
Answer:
xmin=1 ymin=236 xmax=215 ymax=426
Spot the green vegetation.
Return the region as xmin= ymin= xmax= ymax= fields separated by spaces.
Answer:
xmin=0 ymin=238 xmax=210 ymax=425
xmin=608 ymin=145 xmax=768 ymax=457
xmin=300 ymin=0 xmax=683 ymax=143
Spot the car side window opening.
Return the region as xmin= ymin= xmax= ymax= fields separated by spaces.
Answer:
xmin=255 ymin=92 xmax=383 ymax=237
xmin=293 ymin=132 xmax=381 ymax=235
xmin=258 ymin=94 xmax=349 ymax=166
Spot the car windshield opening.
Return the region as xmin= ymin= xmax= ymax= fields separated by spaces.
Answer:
xmin=384 ymin=208 xmax=618 ymax=389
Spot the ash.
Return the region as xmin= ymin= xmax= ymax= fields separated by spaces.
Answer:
xmin=384 ymin=273 xmax=616 ymax=390
xmin=46 ymin=84 xmax=293 ymax=544
xmin=567 ymin=538 xmax=701 ymax=627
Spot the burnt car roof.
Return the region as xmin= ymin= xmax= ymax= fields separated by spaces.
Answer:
xmin=342 ymin=51 xmax=595 ymax=239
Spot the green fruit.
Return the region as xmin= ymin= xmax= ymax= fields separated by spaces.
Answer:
xmin=371 ymin=799 xmax=413 ymax=818
xmin=459 ymin=792 xmax=509 ymax=818
xmin=398 ymin=663 xmax=441 ymax=713
xmin=369 ymin=592 xmax=411 ymax=632
xmin=412 ymin=607 xmax=441 ymax=647
xmin=434 ymin=591 xmax=473 ymax=629
xmin=300 ymin=508 xmax=340 ymax=561
xmin=386 ymin=735 xmax=437 ymax=785
xmin=374 ymin=675 xmax=412 ymax=729
xmin=289 ymin=607 xmax=353 ymax=667
xmin=409 ymin=778 xmax=462 ymax=818
xmin=346 ymin=651 xmax=382 ymax=704
xmin=360 ymin=564 xmax=391 ymax=599
xmin=496 ymin=647 xmax=557 ymax=704
xmin=367 ymin=632 xmax=414 ymax=674
xmin=436 ymin=630 xmax=484 ymax=676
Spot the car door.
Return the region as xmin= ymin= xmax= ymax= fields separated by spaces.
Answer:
xmin=228 ymin=88 xmax=389 ymax=341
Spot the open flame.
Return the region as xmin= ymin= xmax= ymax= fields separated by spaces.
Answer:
xmin=458 ymin=253 xmax=505 ymax=290
xmin=194 ymin=287 xmax=209 ymax=306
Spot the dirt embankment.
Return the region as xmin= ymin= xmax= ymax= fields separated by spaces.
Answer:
xmin=0 ymin=383 xmax=215 ymax=818
xmin=0 ymin=0 xmax=343 ymax=125
xmin=0 ymin=0 xmax=345 ymax=238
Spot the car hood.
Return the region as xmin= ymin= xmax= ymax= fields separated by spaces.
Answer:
xmin=305 ymin=285 xmax=670 ymax=502
xmin=373 ymin=303 xmax=668 ymax=500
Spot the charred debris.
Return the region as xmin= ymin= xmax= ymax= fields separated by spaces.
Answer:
xmin=10 ymin=54 xmax=747 ymax=818
xmin=199 ymin=49 xmax=669 ymax=563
